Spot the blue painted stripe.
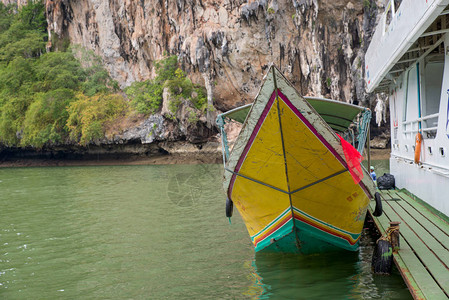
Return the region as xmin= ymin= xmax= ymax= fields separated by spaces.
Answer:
xmin=294 ymin=218 xmax=360 ymax=252
xmin=417 ymin=62 xmax=422 ymax=130
xmin=254 ymin=219 xmax=295 ymax=252
xmin=250 ymin=207 xmax=291 ymax=240
xmin=254 ymin=218 xmax=360 ymax=253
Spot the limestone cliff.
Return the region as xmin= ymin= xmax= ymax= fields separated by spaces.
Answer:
xmin=1 ymin=0 xmax=389 ymax=159
xmin=43 ymin=0 xmax=383 ymax=110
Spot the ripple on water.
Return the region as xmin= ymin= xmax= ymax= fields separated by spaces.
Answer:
xmin=0 ymin=164 xmax=411 ymax=299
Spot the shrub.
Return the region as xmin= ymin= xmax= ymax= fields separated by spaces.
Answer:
xmin=0 ymin=3 xmax=14 ymax=33
xmin=0 ymin=57 xmax=35 ymax=95
xmin=0 ymin=96 xmax=33 ymax=146
xmin=126 ymin=56 xmax=209 ymax=115
xmin=154 ymin=55 xmax=178 ymax=84
xmin=191 ymin=87 xmax=207 ymax=111
xmin=0 ymin=27 xmax=46 ymax=61
xmin=0 ymin=1 xmax=128 ymax=148
xmin=0 ymin=1 xmax=46 ymax=63
xmin=17 ymin=0 xmax=47 ymax=32
xmin=164 ymin=65 xmax=208 ymax=111
xmin=71 ymin=45 xmax=120 ymax=96
xmin=82 ymin=68 xmax=118 ymax=96
xmin=66 ymin=93 xmax=128 ymax=145
xmin=80 ymin=53 xmax=119 ymax=96
xmin=21 ymin=89 xmax=75 ymax=147
xmin=34 ymin=51 xmax=85 ymax=91
xmin=125 ymin=80 xmax=163 ymax=114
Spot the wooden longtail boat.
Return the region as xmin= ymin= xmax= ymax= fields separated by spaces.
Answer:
xmin=217 ymin=66 xmax=377 ymax=254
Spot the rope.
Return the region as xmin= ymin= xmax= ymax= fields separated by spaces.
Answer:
xmin=356 ymin=110 xmax=372 ymax=154
xmin=216 ymin=115 xmax=230 ymax=167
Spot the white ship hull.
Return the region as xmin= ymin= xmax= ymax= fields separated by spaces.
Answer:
xmin=390 ymin=156 xmax=449 ymax=216
xmin=365 ymin=0 xmax=449 ymax=217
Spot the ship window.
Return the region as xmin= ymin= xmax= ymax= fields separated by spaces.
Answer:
xmin=402 ymin=67 xmax=419 ymax=139
xmin=384 ymin=2 xmax=393 ymax=32
xmin=405 ymin=67 xmax=418 ymax=121
xmin=440 ymin=147 xmax=446 ymax=157
xmin=421 ymin=58 xmax=444 ymax=139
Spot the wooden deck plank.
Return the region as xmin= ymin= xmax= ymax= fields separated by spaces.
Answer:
xmin=395 ymin=245 xmax=447 ymax=299
xmin=369 ymin=199 xmax=446 ymax=299
xmin=377 ymin=206 xmax=446 ymax=299
xmin=369 ymin=217 xmax=442 ymax=299
xmin=381 ymin=202 xmax=449 ymax=295
xmin=396 ymin=199 xmax=449 ymax=250
xmin=394 ymin=191 xmax=449 ymax=232
xmin=386 ymin=200 xmax=449 ymax=268
xmin=382 ymin=189 xmax=399 ymax=200
xmin=383 ymin=190 xmax=449 ymax=265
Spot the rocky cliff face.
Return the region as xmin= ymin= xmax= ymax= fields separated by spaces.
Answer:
xmin=43 ymin=0 xmax=383 ymax=110
xmin=1 ymin=0 xmax=389 ymax=159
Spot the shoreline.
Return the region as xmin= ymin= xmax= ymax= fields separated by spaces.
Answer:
xmin=0 ymin=153 xmax=223 ymax=168
xmin=367 ymin=148 xmax=391 ymax=160
xmin=0 ymin=148 xmax=390 ymax=168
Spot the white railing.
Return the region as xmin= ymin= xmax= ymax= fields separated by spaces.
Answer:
xmin=392 ymin=154 xmax=449 ymax=175
xmin=402 ymin=112 xmax=439 ymax=137
xmin=402 ymin=127 xmax=438 ymax=134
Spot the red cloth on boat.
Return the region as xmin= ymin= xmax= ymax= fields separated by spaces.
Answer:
xmin=337 ymin=134 xmax=364 ymax=184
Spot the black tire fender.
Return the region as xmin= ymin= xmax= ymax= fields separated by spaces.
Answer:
xmin=371 ymin=239 xmax=393 ymax=274
xmin=226 ymin=198 xmax=233 ymax=218
xmin=373 ymin=192 xmax=383 ymax=217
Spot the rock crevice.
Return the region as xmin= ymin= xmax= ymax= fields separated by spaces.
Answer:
xmin=42 ymin=0 xmax=383 ymax=109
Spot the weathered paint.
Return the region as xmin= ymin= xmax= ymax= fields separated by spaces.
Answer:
xmin=224 ymin=66 xmax=375 ymax=253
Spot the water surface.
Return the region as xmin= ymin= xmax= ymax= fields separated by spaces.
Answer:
xmin=0 ymin=163 xmax=411 ymax=299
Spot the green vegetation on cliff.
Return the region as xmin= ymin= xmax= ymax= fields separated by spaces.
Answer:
xmin=125 ymin=55 xmax=207 ymax=115
xmin=66 ymin=93 xmax=128 ymax=145
xmin=0 ymin=1 xmax=122 ymax=147
xmin=0 ymin=1 xmax=207 ymax=149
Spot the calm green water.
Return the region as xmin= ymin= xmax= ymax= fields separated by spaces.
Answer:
xmin=0 ymin=163 xmax=411 ymax=299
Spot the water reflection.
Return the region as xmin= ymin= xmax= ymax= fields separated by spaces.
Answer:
xmin=249 ymin=251 xmax=357 ymax=299
xmin=0 ymin=163 xmax=411 ymax=299
xmin=246 ymin=230 xmax=411 ymax=299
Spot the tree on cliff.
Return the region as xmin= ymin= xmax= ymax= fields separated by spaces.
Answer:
xmin=0 ymin=1 xmax=213 ymax=150
xmin=0 ymin=1 xmax=124 ymax=147
xmin=125 ymin=55 xmax=207 ymax=117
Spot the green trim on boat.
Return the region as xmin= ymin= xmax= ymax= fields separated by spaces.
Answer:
xmin=255 ymin=218 xmax=360 ymax=254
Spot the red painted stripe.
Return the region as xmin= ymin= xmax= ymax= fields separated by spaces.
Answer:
xmin=277 ymin=90 xmax=347 ymax=168
xmin=253 ymin=214 xmax=292 ymax=246
xmin=293 ymin=213 xmax=359 ymax=245
xmin=278 ymin=90 xmax=373 ymax=199
xmin=228 ymin=91 xmax=277 ymax=199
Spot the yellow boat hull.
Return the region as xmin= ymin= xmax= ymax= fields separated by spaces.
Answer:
xmin=223 ymin=66 xmax=375 ymax=253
